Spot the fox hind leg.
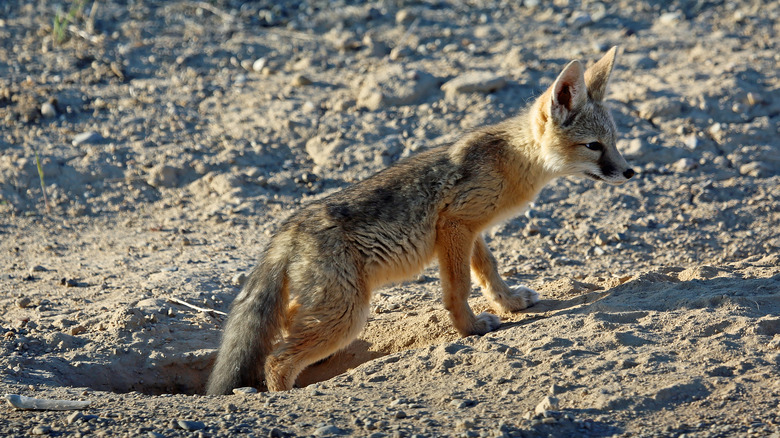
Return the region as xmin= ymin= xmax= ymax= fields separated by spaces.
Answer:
xmin=471 ymin=235 xmax=540 ymax=313
xmin=264 ymin=280 xmax=370 ymax=391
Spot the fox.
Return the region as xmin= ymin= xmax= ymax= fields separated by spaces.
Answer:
xmin=206 ymin=47 xmax=634 ymax=394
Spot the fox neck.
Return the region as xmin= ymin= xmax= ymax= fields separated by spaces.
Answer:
xmin=500 ymin=108 xmax=558 ymax=199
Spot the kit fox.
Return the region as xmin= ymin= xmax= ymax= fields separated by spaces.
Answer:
xmin=206 ymin=47 xmax=634 ymax=394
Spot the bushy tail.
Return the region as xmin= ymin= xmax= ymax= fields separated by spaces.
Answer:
xmin=206 ymin=254 xmax=287 ymax=395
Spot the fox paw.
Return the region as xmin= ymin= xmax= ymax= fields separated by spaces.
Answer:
xmin=472 ymin=312 xmax=501 ymax=335
xmin=503 ymin=286 xmax=540 ymax=312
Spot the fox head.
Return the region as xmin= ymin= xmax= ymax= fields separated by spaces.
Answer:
xmin=532 ymin=47 xmax=635 ymax=185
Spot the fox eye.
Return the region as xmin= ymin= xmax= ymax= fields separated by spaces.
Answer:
xmin=584 ymin=142 xmax=603 ymax=151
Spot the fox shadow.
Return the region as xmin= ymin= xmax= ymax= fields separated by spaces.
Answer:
xmin=512 ymin=270 xmax=780 ymax=323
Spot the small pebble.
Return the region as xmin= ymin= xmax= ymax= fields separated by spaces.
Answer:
xmin=252 ymin=58 xmax=267 ymax=72
xmin=60 ymin=278 xmax=78 ymax=287
xmin=232 ymin=387 xmax=258 ymax=394
xmin=535 ymin=396 xmax=559 ymax=416
xmin=40 ymin=102 xmax=57 ymax=118
xmin=231 ymin=273 xmax=247 ymax=287
xmin=31 ymin=425 xmax=51 ymax=435
xmin=72 ymin=131 xmax=103 ymax=146
xmin=16 ymin=297 xmax=31 ymax=308
xmin=291 ymin=74 xmax=312 ymax=87
xmin=177 ymin=420 xmax=205 ymax=431
xmin=67 ymin=411 xmax=84 ymax=424
xmin=314 ymin=425 xmax=345 ymax=436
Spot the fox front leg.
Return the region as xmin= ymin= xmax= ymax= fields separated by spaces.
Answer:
xmin=471 ymin=235 xmax=540 ymax=313
xmin=436 ymin=220 xmax=501 ymax=336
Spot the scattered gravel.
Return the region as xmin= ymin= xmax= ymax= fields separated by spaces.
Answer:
xmin=1 ymin=0 xmax=779 ymax=437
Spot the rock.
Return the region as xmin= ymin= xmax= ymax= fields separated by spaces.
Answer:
xmin=619 ymin=138 xmax=651 ymax=158
xmin=232 ymin=387 xmax=257 ymax=394
xmin=40 ymin=102 xmax=57 ymax=118
xmin=177 ymin=420 xmax=205 ymax=431
xmin=739 ymin=161 xmax=769 ymax=177
xmin=31 ymin=425 xmax=51 ymax=435
xmin=72 ymin=131 xmax=103 ymax=146
xmin=147 ymin=164 xmax=180 ymax=188
xmin=292 ymin=74 xmax=312 ymax=87
xmin=60 ymin=278 xmax=78 ymax=287
xmin=389 ymin=46 xmax=414 ymax=61
xmin=314 ymin=424 xmax=346 ymax=436
xmin=672 ymin=158 xmax=697 ymax=172
xmin=231 ymin=273 xmax=247 ymax=287
xmin=449 ymin=398 xmax=476 ymax=408
xmin=682 ymin=134 xmax=699 ymax=149
xmin=15 ymin=297 xmax=31 ymax=308
xmin=570 ymin=11 xmax=593 ymax=28
xmin=441 ymin=72 xmax=507 ymax=97
xmin=252 ymin=58 xmax=267 ymax=72
xmin=638 ymin=98 xmax=683 ymax=120
xmin=535 ymin=396 xmax=559 ymax=416
xmin=657 ymin=11 xmax=685 ymax=26
xmin=66 ymin=412 xmax=84 ymax=424
xmin=396 ymin=9 xmax=416 ymax=25
xmin=69 ymin=325 xmax=86 ymax=336
xmin=356 ymin=65 xmax=438 ymax=110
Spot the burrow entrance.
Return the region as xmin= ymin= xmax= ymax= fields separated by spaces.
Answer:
xmin=39 ymin=338 xmax=391 ymax=396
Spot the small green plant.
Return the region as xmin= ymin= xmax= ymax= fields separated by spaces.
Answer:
xmin=53 ymin=0 xmax=87 ymax=45
xmin=34 ymin=150 xmax=51 ymax=214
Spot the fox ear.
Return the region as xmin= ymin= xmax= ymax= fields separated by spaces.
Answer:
xmin=585 ymin=46 xmax=618 ymax=101
xmin=549 ymin=60 xmax=587 ymax=125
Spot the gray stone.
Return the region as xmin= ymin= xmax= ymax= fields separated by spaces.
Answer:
xmin=231 ymin=273 xmax=247 ymax=287
xmin=356 ymin=65 xmax=438 ymax=110
xmin=672 ymin=158 xmax=697 ymax=172
xmin=535 ymin=396 xmax=559 ymax=415
xmin=232 ymin=386 xmax=257 ymax=394
xmin=72 ymin=131 xmax=103 ymax=146
xmin=739 ymin=161 xmax=770 ymax=178
xmin=40 ymin=102 xmax=57 ymax=118
xmin=252 ymin=58 xmax=267 ymax=72
xmin=31 ymin=425 xmax=51 ymax=435
xmin=638 ymin=98 xmax=683 ymax=120
xmin=441 ymin=72 xmax=507 ymax=96
xmin=66 ymin=411 xmax=84 ymax=424
xmin=314 ymin=424 xmax=346 ymax=436
xmin=292 ymin=74 xmax=313 ymax=87
xmin=177 ymin=420 xmax=205 ymax=431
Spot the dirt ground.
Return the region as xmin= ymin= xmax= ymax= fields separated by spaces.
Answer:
xmin=1 ymin=0 xmax=779 ymax=436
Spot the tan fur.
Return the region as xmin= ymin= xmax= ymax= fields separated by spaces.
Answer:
xmin=206 ymin=47 xmax=634 ymax=394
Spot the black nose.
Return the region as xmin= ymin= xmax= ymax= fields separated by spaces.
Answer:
xmin=623 ymin=169 xmax=635 ymax=179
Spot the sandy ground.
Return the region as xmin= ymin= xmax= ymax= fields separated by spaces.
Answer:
xmin=1 ymin=0 xmax=779 ymax=436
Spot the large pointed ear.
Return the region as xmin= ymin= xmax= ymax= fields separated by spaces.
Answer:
xmin=584 ymin=46 xmax=618 ymax=101
xmin=549 ymin=60 xmax=587 ymax=125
